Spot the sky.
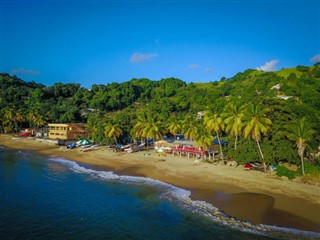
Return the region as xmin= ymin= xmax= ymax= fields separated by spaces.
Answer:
xmin=1 ymin=0 xmax=320 ymax=88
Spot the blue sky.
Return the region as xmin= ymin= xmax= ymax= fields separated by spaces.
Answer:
xmin=1 ymin=0 xmax=320 ymax=88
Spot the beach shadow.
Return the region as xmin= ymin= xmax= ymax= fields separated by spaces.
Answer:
xmin=194 ymin=190 xmax=320 ymax=232
xmin=263 ymin=207 xmax=320 ymax=232
xmin=212 ymin=192 xmax=274 ymax=224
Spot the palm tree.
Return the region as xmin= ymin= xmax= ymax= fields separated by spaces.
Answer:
xmin=182 ymin=115 xmax=199 ymax=141
xmin=204 ymin=108 xmax=225 ymax=161
xmin=144 ymin=116 xmax=165 ymax=144
xmin=27 ymin=109 xmax=38 ymax=128
xmin=223 ymin=102 xmax=246 ymax=161
xmin=223 ymin=102 xmax=246 ymax=151
xmin=85 ymin=112 xmax=106 ymax=142
xmin=15 ymin=110 xmax=25 ymax=131
xmin=2 ymin=107 xmax=16 ymax=133
xmin=181 ymin=116 xmax=213 ymax=159
xmin=287 ymin=118 xmax=315 ymax=176
xmin=85 ymin=119 xmax=97 ymax=140
xmin=132 ymin=111 xmax=149 ymax=141
xmin=167 ymin=115 xmax=183 ymax=140
xmin=34 ymin=114 xmax=47 ymax=130
xmin=194 ymin=124 xmax=213 ymax=154
xmin=3 ymin=119 xmax=14 ymax=133
xmin=104 ymin=123 xmax=123 ymax=145
xmin=132 ymin=111 xmax=165 ymax=150
xmin=242 ymin=102 xmax=272 ymax=172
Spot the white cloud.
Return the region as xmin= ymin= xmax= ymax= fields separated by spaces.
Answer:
xmin=187 ymin=64 xmax=201 ymax=69
xmin=130 ymin=52 xmax=158 ymax=64
xmin=204 ymin=67 xmax=213 ymax=73
xmin=10 ymin=68 xmax=40 ymax=75
xmin=310 ymin=54 xmax=320 ymax=62
xmin=257 ymin=60 xmax=279 ymax=72
xmin=187 ymin=64 xmax=213 ymax=73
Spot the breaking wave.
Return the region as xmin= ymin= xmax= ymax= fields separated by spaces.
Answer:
xmin=49 ymin=157 xmax=320 ymax=240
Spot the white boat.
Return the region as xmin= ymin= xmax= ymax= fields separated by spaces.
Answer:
xmin=81 ymin=145 xmax=100 ymax=152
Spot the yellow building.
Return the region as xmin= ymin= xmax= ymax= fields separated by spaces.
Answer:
xmin=48 ymin=123 xmax=88 ymax=140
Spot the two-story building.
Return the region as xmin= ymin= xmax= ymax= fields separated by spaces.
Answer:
xmin=48 ymin=123 xmax=88 ymax=140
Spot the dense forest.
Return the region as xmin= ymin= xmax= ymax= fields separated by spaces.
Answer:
xmin=1 ymin=64 xmax=320 ymax=176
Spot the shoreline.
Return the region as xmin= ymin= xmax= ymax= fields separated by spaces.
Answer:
xmin=1 ymin=135 xmax=319 ymax=232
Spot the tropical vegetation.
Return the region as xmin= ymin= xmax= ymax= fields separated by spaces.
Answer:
xmin=1 ymin=64 xmax=319 ymax=177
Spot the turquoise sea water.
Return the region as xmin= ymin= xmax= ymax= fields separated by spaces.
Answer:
xmin=0 ymin=147 xmax=319 ymax=240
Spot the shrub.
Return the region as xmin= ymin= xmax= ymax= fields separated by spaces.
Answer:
xmin=276 ymin=165 xmax=298 ymax=180
xmin=296 ymin=65 xmax=309 ymax=72
xmin=298 ymin=162 xmax=320 ymax=175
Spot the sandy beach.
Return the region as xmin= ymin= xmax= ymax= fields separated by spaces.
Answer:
xmin=1 ymin=134 xmax=319 ymax=232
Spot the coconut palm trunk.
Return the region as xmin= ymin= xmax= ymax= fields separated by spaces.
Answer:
xmin=146 ymin=137 xmax=149 ymax=151
xmin=287 ymin=118 xmax=315 ymax=176
xmin=204 ymin=108 xmax=225 ymax=162
xmin=216 ymin=132 xmax=224 ymax=161
xmin=223 ymin=102 xmax=245 ymax=163
xmin=234 ymin=135 xmax=239 ymax=161
xmin=242 ymin=102 xmax=272 ymax=173
xmin=235 ymin=135 xmax=238 ymax=151
xmin=256 ymin=139 xmax=267 ymax=172
xmin=298 ymin=145 xmax=306 ymax=176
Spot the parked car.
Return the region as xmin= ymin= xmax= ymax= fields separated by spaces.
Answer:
xmin=67 ymin=142 xmax=76 ymax=149
xmin=57 ymin=140 xmax=67 ymax=146
xmin=21 ymin=132 xmax=33 ymax=137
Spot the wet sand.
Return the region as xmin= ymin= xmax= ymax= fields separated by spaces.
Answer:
xmin=1 ymin=135 xmax=319 ymax=232
xmin=191 ymin=190 xmax=320 ymax=232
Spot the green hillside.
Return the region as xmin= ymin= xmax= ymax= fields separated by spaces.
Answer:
xmin=1 ymin=64 xmax=319 ymax=176
xmin=276 ymin=68 xmax=303 ymax=78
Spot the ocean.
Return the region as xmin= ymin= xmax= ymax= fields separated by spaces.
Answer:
xmin=0 ymin=146 xmax=319 ymax=240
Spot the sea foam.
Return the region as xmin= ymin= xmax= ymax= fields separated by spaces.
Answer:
xmin=49 ymin=157 xmax=320 ymax=240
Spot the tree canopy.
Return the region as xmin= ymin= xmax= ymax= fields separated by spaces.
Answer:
xmin=1 ymin=65 xmax=319 ymax=170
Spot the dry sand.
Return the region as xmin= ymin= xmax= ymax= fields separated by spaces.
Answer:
xmin=1 ymin=134 xmax=319 ymax=232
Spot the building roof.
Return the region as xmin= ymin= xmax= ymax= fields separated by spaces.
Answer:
xmin=48 ymin=123 xmax=69 ymax=127
xmin=48 ymin=123 xmax=85 ymax=126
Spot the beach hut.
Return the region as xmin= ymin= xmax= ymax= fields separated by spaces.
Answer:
xmin=77 ymin=138 xmax=92 ymax=146
xmin=154 ymin=140 xmax=172 ymax=153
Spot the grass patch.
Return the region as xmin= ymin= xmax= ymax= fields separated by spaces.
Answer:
xmin=276 ymin=68 xmax=302 ymax=78
xmin=276 ymin=165 xmax=298 ymax=180
xmin=299 ymin=173 xmax=320 ymax=185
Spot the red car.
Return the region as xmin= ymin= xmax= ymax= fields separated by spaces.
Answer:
xmin=21 ymin=132 xmax=32 ymax=137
